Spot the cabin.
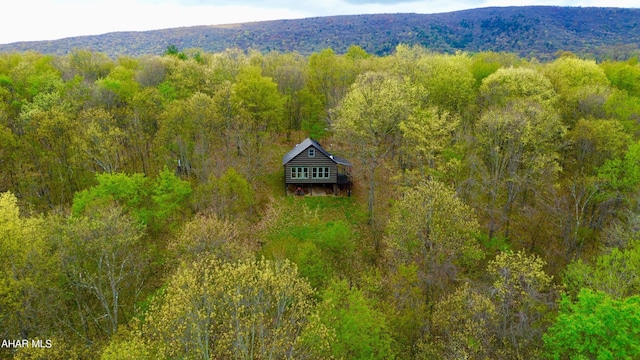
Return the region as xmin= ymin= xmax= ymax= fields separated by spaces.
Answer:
xmin=282 ymin=138 xmax=352 ymax=196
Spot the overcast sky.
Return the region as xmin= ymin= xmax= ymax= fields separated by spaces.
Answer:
xmin=1 ymin=0 xmax=637 ymax=44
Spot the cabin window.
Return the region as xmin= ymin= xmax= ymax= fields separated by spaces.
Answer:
xmin=312 ymin=167 xmax=330 ymax=179
xmin=291 ymin=167 xmax=308 ymax=179
xmin=308 ymin=148 xmax=315 ymax=157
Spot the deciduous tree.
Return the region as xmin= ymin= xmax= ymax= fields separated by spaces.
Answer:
xmin=169 ymin=213 xmax=252 ymax=265
xmin=543 ymin=57 xmax=611 ymax=124
xmin=193 ymin=167 xmax=255 ymax=219
xmin=544 ymin=288 xmax=640 ymax=360
xmin=386 ymin=180 xmax=482 ymax=297
xmin=72 ymin=168 xmax=191 ymax=230
xmin=314 ymin=279 xmax=395 ymax=360
xmin=77 ymin=107 xmax=126 ymax=174
xmin=307 ymin=48 xmax=358 ymax=125
xmin=334 ymin=71 xmax=410 ymax=237
xmin=487 ymin=250 xmax=558 ymax=357
xmin=57 ymin=206 xmax=148 ymax=339
xmin=155 ymin=92 xmax=221 ymax=179
xmin=469 ymin=100 xmax=565 ymax=239
xmin=144 ymin=257 xmax=319 ymax=359
xmin=564 ymin=240 xmax=640 ymax=299
xmin=419 ymin=283 xmax=498 ymax=360
xmin=601 ymin=58 xmax=640 ymax=97
xmin=399 ymin=106 xmax=459 ymax=178
xmin=230 ymin=65 xmax=285 ymax=181
xmin=478 ymin=67 xmax=557 ymax=110
xmin=415 ymin=53 xmax=475 ymax=116
xmin=0 ymin=192 xmax=62 ymax=344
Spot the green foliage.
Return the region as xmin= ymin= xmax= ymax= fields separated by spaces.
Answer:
xmin=77 ymin=107 xmax=126 ymax=173
xmin=487 ymin=250 xmax=559 ymax=357
xmin=488 ymin=250 xmax=555 ymax=305
xmin=333 ymin=71 xmax=411 ymax=231
xmin=470 ymin=51 xmax=520 ymax=88
xmin=164 ymin=44 xmax=187 ymax=60
xmin=479 ymin=67 xmax=558 ymax=109
xmin=544 ymin=288 xmax=640 ymax=360
xmin=157 ymin=80 xmax=177 ymax=100
xmin=14 ymin=337 xmax=95 ymax=360
xmin=165 ymin=44 xmax=179 ymax=56
xmin=72 ymin=172 xmax=151 ymax=219
xmin=545 ymin=57 xmax=610 ymax=93
xmin=381 ymin=263 xmax=428 ymax=357
xmin=601 ymin=59 xmax=640 ymax=97
xmin=72 ymin=168 xmax=191 ymax=229
xmin=259 ymin=51 xmax=315 ymax=132
xmin=97 ymin=65 xmax=140 ymax=104
xmin=11 ymin=76 xmax=91 ymax=207
xmin=58 ymin=206 xmax=148 ymax=337
xmin=477 ymin=233 xmax=511 ymax=254
xmin=0 ymin=192 xmax=60 ymax=343
xmin=232 ymin=65 xmax=285 ymax=132
xmin=316 ymin=279 xmax=395 ymax=359
xmin=4 ymin=45 xmax=640 ymax=359
xmin=567 ymin=118 xmax=630 ymax=175
xmin=66 ymin=49 xmax=114 ymax=82
xmin=420 ymin=283 xmax=498 ymax=360
xmin=345 ymin=45 xmax=371 ymax=60
xmin=144 ymin=257 xmax=319 ymax=359
xmin=471 ymin=99 xmax=566 ymax=238
xmin=155 ymin=91 xmax=224 ymax=179
xmin=334 ymin=71 xmax=410 ymax=143
xmin=605 ymin=89 xmax=640 ymax=126
xmin=386 ymin=179 xmax=483 ymax=312
xmin=399 ymin=106 xmax=459 ymax=177
xmin=564 ymin=240 xmax=640 ymax=299
xmin=414 ymin=52 xmax=475 ymax=115
xmin=387 ymin=179 xmax=482 ymax=268
xmin=101 ymin=336 xmax=150 ymax=360
xmin=197 ymin=167 xmax=255 ymax=219
xmin=307 ymin=48 xmax=357 ymax=116
xmin=301 ymin=114 xmax=327 ymax=139
xmin=160 ymin=56 xmax=214 ymax=100
xmin=169 ymin=213 xmax=252 ymax=264
xmin=598 ymin=140 xmax=640 ymax=193
xmin=544 ymin=57 xmax=611 ymax=124
xmin=262 ymin=210 xmax=356 ymax=289
xmin=152 ymin=167 xmax=192 ymax=226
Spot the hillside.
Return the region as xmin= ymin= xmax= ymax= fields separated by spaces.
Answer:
xmin=1 ymin=6 xmax=639 ymax=59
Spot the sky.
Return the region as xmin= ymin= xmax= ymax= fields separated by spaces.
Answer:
xmin=1 ymin=0 xmax=638 ymax=44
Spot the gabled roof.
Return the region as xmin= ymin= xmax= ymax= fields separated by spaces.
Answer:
xmin=282 ymin=138 xmax=352 ymax=166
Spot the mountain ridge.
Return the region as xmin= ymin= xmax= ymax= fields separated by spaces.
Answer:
xmin=1 ymin=6 xmax=639 ymax=59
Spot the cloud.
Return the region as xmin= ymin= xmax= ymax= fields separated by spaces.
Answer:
xmin=173 ymin=0 xmax=307 ymax=6
xmin=156 ymin=0 xmax=423 ymax=10
xmin=341 ymin=0 xmax=415 ymax=4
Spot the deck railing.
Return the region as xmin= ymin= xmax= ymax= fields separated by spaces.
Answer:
xmin=337 ymin=173 xmax=352 ymax=185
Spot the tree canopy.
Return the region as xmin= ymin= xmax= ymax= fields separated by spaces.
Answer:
xmin=1 ymin=46 xmax=640 ymax=359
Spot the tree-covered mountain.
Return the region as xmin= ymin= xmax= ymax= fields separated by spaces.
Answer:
xmin=1 ymin=6 xmax=639 ymax=59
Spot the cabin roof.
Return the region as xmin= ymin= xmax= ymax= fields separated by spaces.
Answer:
xmin=282 ymin=138 xmax=352 ymax=166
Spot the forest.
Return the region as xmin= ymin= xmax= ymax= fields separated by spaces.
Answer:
xmin=1 ymin=44 xmax=640 ymax=359
xmin=2 ymin=7 xmax=640 ymax=60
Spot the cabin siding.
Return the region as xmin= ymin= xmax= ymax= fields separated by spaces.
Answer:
xmin=282 ymin=139 xmax=352 ymax=197
xmin=284 ymin=146 xmax=338 ymax=184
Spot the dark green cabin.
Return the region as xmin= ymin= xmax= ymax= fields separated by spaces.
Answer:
xmin=282 ymin=138 xmax=352 ymax=196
